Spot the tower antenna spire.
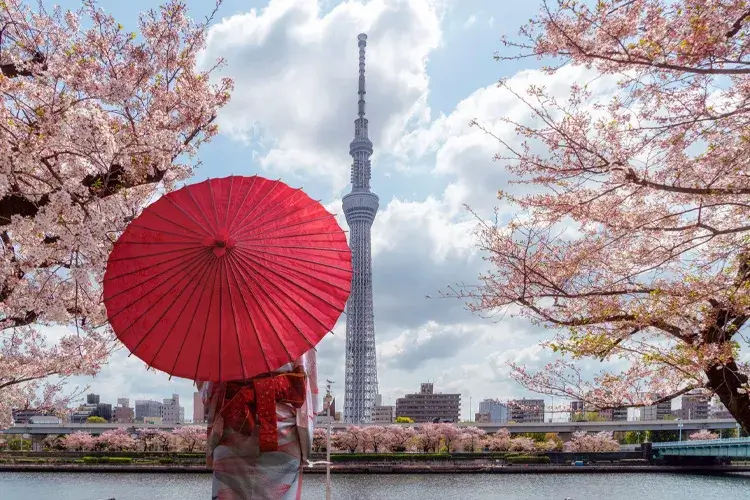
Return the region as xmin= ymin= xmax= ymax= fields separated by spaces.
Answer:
xmin=357 ymin=33 xmax=367 ymax=120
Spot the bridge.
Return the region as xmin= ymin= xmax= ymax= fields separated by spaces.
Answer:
xmin=2 ymin=418 xmax=740 ymax=436
xmin=653 ymin=437 xmax=750 ymax=459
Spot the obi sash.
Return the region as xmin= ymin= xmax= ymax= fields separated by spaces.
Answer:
xmin=219 ymin=368 xmax=307 ymax=452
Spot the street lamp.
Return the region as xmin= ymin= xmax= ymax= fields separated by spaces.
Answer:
xmin=677 ymin=419 xmax=683 ymax=442
xmin=324 ymin=380 xmax=334 ymax=500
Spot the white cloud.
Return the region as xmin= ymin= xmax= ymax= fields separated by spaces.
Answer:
xmin=61 ymin=0 xmax=627 ymax=422
xmin=200 ymin=0 xmax=443 ymax=193
xmin=463 ymin=14 xmax=477 ymax=29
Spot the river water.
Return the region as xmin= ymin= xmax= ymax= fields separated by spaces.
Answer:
xmin=1 ymin=472 xmax=749 ymax=499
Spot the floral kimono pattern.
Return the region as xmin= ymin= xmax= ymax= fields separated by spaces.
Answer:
xmin=200 ymin=349 xmax=318 ymax=500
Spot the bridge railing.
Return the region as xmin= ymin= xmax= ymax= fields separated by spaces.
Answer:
xmin=652 ymin=437 xmax=750 ymax=448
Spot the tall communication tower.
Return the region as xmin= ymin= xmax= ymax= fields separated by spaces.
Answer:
xmin=342 ymin=33 xmax=379 ymax=424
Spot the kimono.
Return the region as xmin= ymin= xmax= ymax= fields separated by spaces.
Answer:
xmin=200 ymin=349 xmax=319 ymax=500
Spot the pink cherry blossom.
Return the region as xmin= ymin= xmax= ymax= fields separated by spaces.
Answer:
xmin=97 ymin=428 xmax=136 ymax=451
xmin=459 ymin=426 xmax=486 ymax=452
xmin=0 ymin=0 xmax=232 ymax=428
xmin=332 ymin=426 xmax=363 ymax=453
xmin=563 ymin=431 xmax=620 ymax=453
xmin=63 ymin=431 xmax=96 ymax=451
xmin=385 ymin=425 xmax=415 ymax=452
xmin=452 ymin=0 xmax=750 ymax=433
xmin=312 ymin=427 xmax=328 ymax=453
xmin=360 ymin=425 xmax=394 ymax=453
xmin=688 ymin=429 xmax=719 ymax=441
xmin=171 ymin=425 xmax=206 ymax=452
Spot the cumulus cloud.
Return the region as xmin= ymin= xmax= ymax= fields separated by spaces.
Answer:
xmin=199 ymin=0 xmax=443 ymax=192
xmin=63 ymin=0 xmax=626 ymax=421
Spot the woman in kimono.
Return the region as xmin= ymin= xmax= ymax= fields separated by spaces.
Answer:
xmin=198 ymin=349 xmax=319 ymax=500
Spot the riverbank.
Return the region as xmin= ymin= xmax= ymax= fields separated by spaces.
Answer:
xmin=2 ymin=463 xmax=750 ymax=474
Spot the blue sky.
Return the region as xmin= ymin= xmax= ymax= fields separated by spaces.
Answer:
xmin=57 ymin=0 xmax=602 ymax=421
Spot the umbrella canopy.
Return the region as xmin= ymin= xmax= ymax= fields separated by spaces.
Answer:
xmin=103 ymin=175 xmax=352 ymax=381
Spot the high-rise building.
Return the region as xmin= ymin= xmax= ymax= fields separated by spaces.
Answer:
xmin=114 ymin=406 xmax=134 ymax=423
xmin=508 ymin=399 xmax=545 ymax=423
xmin=372 ymin=393 xmax=394 ymax=424
xmin=135 ymin=400 xmax=162 ymax=422
xmin=674 ymin=392 xmax=709 ymax=420
xmin=477 ymin=399 xmax=508 ymax=423
xmin=395 ymin=383 xmax=461 ymax=423
xmin=93 ymin=403 xmax=112 ymax=422
xmin=193 ymin=392 xmax=206 ymax=423
xmin=161 ymin=394 xmax=184 ymax=424
xmin=117 ymin=398 xmax=130 ymax=407
xmin=343 ymin=33 xmax=379 ymax=424
xmin=86 ymin=394 xmax=100 ymax=405
xmin=641 ymin=400 xmax=673 ymax=420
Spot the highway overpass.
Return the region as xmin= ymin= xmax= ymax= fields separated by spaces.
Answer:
xmin=1 ymin=419 xmax=740 ymax=436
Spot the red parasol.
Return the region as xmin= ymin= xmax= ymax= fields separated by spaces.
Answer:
xmin=103 ymin=175 xmax=351 ymax=382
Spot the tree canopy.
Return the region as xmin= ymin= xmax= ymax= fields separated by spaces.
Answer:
xmin=459 ymin=0 xmax=750 ymax=431
xmin=0 ymin=0 xmax=232 ymax=427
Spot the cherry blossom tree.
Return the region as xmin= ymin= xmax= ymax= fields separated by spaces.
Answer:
xmin=361 ymin=425 xmax=393 ymax=453
xmin=460 ymin=426 xmax=486 ymax=452
xmin=62 ymin=431 xmax=96 ymax=451
xmin=564 ymin=431 xmax=620 ymax=453
xmin=386 ymin=425 xmax=415 ymax=452
xmin=312 ymin=427 xmax=328 ymax=453
xmin=333 ymin=427 xmax=362 ymax=454
xmin=154 ymin=429 xmax=177 ymax=452
xmin=414 ymin=423 xmax=443 ymax=453
xmin=172 ymin=425 xmax=206 ymax=452
xmin=457 ymin=0 xmax=750 ymax=432
xmin=509 ymin=436 xmax=536 ymax=453
xmin=689 ymin=429 xmax=720 ymax=441
xmin=487 ymin=428 xmax=512 ymax=452
xmin=42 ymin=434 xmax=63 ymax=450
xmin=436 ymin=422 xmax=462 ymax=453
xmin=97 ymin=428 xmax=136 ymax=451
xmin=0 ymin=0 xmax=232 ymax=427
xmin=136 ymin=429 xmax=159 ymax=452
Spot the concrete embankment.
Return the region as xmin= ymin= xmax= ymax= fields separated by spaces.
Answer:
xmin=2 ymin=463 xmax=750 ymax=474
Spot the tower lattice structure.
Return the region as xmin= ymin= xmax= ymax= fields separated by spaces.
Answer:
xmin=342 ymin=33 xmax=379 ymax=424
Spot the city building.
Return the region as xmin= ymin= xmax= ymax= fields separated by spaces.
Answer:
xmin=673 ymin=392 xmax=709 ymax=420
xmin=343 ymin=33 xmax=380 ymax=424
xmin=508 ymin=399 xmax=545 ymax=423
xmin=570 ymin=400 xmax=585 ymax=421
xmin=11 ymin=409 xmax=50 ymax=424
xmin=86 ymin=394 xmax=100 ymax=405
xmin=474 ymin=412 xmax=491 ymax=423
xmin=117 ymin=398 xmax=130 ymax=407
xmin=160 ymin=394 xmax=184 ymax=424
xmin=94 ymin=403 xmax=112 ymax=422
xmin=641 ymin=400 xmax=673 ymax=420
xmin=371 ymin=394 xmax=394 ymax=424
xmin=709 ymin=396 xmax=734 ymax=419
xmin=395 ymin=383 xmax=461 ymax=423
xmin=70 ymin=404 xmax=97 ymax=423
xmin=477 ymin=399 xmax=508 ymax=423
xmin=135 ymin=400 xmax=162 ymax=422
xmin=193 ymin=392 xmax=206 ymax=423
xmin=114 ymin=405 xmax=134 ymax=423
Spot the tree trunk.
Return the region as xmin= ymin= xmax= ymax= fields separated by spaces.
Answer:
xmin=705 ymin=360 xmax=750 ymax=434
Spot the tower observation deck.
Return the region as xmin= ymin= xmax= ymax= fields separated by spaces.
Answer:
xmin=342 ymin=33 xmax=379 ymax=424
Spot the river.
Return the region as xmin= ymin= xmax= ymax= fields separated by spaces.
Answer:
xmin=1 ymin=472 xmax=749 ymax=499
